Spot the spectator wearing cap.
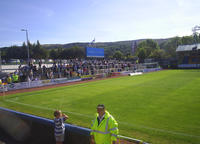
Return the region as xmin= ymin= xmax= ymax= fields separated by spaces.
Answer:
xmin=90 ymin=104 xmax=118 ymax=144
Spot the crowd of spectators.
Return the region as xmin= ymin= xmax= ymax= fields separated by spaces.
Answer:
xmin=1 ymin=59 xmax=135 ymax=84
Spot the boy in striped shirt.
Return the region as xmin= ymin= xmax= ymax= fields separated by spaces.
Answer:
xmin=54 ymin=110 xmax=69 ymax=144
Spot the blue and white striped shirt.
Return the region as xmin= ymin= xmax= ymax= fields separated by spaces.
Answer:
xmin=54 ymin=117 xmax=66 ymax=136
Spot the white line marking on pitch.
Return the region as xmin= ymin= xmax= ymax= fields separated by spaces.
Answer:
xmin=4 ymin=99 xmax=200 ymax=139
xmin=120 ymin=122 xmax=200 ymax=138
xmin=4 ymin=99 xmax=93 ymax=118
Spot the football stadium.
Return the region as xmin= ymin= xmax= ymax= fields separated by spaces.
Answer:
xmin=1 ymin=2 xmax=200 ymax=143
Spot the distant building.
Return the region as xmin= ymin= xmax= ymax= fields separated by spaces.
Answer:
xmin=176 ymin=44 xmax=200 ymax=68
xmin=131 ymin=41 xmax=137 ymax=55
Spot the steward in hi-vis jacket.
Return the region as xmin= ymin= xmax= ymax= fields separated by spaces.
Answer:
xmin=90 ymin=104 xmax=119 ymax=144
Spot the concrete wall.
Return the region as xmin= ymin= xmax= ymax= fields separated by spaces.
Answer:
xmin=0 ymin=107 xmax=91 ymax=144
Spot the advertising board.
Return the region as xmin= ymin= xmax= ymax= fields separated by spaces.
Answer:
xmin=86 ymin=47 xmax=104 ymax=58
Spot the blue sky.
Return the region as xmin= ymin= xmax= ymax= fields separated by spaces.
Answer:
xmin=0 ymin=0 xmax=200 ymax=47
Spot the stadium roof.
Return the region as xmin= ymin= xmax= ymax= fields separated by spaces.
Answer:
xmin=176 ymin=44 xmax=200 ymax=52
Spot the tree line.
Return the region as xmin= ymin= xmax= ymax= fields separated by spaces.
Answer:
xmin=0 ymin=40 xmax=86 ymax=61
xmin=136 ymin=34 xmax=200 ymax=63
xmin=1 ymin=34 xmax=200 ymax=62
xmin=101 ymin=34 xmax=200 ymax=62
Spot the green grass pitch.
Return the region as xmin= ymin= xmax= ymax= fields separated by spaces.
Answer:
xmin=0 ymin=70 xmax=200 ymax=144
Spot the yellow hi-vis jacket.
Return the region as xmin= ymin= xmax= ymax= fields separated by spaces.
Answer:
xmin=13 ymin=74 xmax=19 ymax=82
xmin=90 ymin=111 xmax=119 ymax=144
